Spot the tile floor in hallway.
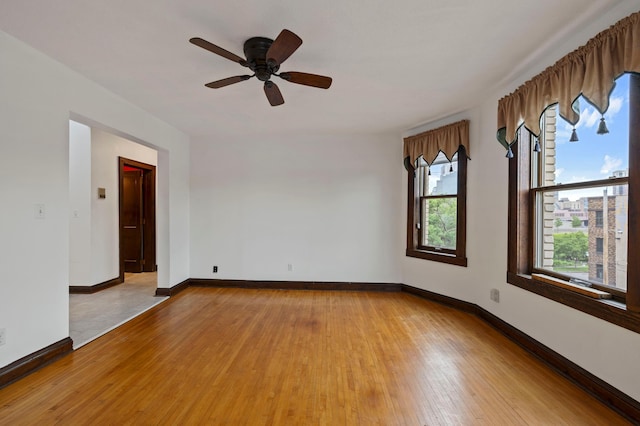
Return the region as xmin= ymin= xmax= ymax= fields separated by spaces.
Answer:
xmin=69 ymin=272 xmax=168 ymax=348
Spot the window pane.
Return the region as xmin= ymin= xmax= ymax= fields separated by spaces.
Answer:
xmin=421 ymin=197 xmax=457 ymax=249
xmin=417 ymin=152 xmax=458 ymax=196
xmin=537 ymin=74 xmax=630 ymax=187
xmin=535 ymin=185 xmax=628 ymax=290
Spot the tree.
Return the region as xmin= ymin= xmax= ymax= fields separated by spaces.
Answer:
xmin=425 ymin=198 xmax=457 ymax=249
xmin=553 ymin=232 xmax=588 ymax=267
xmin=555 ymin=218 xmax=563 ymax=228
xmin=571 ymin=215 xmax=582 ymax=228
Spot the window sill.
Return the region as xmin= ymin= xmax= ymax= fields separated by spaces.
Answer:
xmin=507 ymin=272 xmax=640 ymax=334
xmin=406 ymin=249 xmax=467 ymax=267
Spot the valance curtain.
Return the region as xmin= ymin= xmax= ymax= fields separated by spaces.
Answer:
xmin=403 ymin=119 xmax=469 ymax=168
xmin=497 ymin=11 xmax=640 ymax=152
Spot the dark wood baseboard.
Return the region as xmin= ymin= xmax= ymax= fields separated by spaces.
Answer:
xmin=155 ymin=278 xmax=190 ymax=297
xmin=69 ymin=276 xmax=122 ymax=294
xmin=400 ymin=284 xmax=640 ymax=423
xmin=401 ymin=284 xmax=477 ymax=314
xmin=0 ymin=337 xmax=73 ymax=390
xmin=190 ymin=278 xmax=401 ymax=292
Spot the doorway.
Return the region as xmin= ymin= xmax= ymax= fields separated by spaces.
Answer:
xmin=69 ymin=123 xmax=166 ymax=349
xmin=119 ymin=157 xmax=156 ymax=281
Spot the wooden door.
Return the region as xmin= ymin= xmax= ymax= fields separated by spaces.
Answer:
xmin=119 ymin=157 xmax=156 ymax=280
xmin=122 ymin=169 xmax=144 ymax=272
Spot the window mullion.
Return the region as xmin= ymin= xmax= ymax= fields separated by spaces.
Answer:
xmin=533 ymin=177 xmax=629 ymax=193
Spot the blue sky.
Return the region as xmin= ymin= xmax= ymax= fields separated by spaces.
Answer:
xmin=552 ymin=73 xmax=629 ymax=200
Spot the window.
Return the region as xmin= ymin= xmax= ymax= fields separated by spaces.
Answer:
xmin=528 ymin=76 xmax=630 ymax=292
xmin=404 ymin=120 xmax=468 ymax=266
xmin=595 ymin=238 xmax=604 ymax=254
xmin=418 ymin=152 xmax=459 ymax=251
xmin=595 ymin=210 xmax=603 ymax=227
xmin=596 ymin=264 xmax=604 ymax=281
xmin=407 ymin=149 xmax=467 ymax=265
xmin=497 ymin=11 xmax=640 ymax=330
xmin=506 ymin=73 xmax=639 ymax=330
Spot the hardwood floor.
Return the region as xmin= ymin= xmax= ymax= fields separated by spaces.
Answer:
xmin=0 ymin=288 xmax=630 ymax=424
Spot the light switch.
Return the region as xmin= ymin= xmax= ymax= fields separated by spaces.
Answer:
xmin=35 ymin=204 xmax=45 ymax=219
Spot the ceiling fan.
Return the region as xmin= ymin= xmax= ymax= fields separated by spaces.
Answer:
xmin=189 ymin=29 xmax=332 ymax=106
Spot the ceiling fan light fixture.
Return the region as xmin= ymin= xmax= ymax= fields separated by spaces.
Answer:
xmin=189 ymin=29 xmax=332 ymax=106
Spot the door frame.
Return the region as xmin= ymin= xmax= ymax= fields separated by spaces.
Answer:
xmin=118 ymin=157 xmax=156 ymax=282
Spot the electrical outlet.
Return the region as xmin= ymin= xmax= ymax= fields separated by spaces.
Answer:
xmin=287 ymin=263 xmax=293 ymax=272
xmin=490 ymin=289 xmax=500 ymax=303
xmin=213 ymin=266 xmax=218 ymax=273
xmin=0 ymin=328 xmax=6 ymax=346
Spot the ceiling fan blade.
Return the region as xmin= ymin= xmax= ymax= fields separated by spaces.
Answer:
xmin=279 ymin=72 xmax=332 ymax=89
xmin=266 ymin=29 xmax=302 ymax=66
xmin=264 ymin=81 xmax=284 ymax=106
xmin=205 ymin=75 xmax=252 ymax=89
xmin=190 ymin=37 xmax=248 ymax=67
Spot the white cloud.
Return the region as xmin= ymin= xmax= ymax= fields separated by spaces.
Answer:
xmin=555 ymin=167 xmax=564 ymax=180
xmin=600 ymin=155 xmax=623 ymax=175
xmin=607 ymin=96 xmax=623 ymax=116
xmin=576 ymin=107 xmax=599 ymax=129
xmin=552 ymin=94 xmax=624 ymax=143
xmin=572 ymin=95 xmax=623 ymax=130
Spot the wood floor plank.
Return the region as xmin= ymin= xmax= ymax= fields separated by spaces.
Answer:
xmin=0 ymin=288 xmax=631 ymax=425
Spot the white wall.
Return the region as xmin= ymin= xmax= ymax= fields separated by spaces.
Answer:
xmin=0 ymin=30 xmax=190 ymax=368
xmin=401 ymin=1 xmax=640 ymax=401
xmin=89 ymin=128 xmax=157 ymax=284
xmin=190 ymin=132 xmax=402 ymax=283
xmin=69 ymin=121 xmax=92 ymax=286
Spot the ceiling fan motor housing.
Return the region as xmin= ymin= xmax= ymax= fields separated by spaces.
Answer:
xmin=243 ymin=37 xmax=279 ymax=81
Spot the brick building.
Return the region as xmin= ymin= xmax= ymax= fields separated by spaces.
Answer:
xmin=587 ymin=187 xmax=628 ymax=289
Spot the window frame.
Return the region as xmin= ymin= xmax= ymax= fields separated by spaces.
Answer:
xmin=406 ymin=146 xmax=467 ymax=267
xmin=596 ymin=264 xmax=604 ymax=280
xmin=595 ymin=210 xmax=604 ymax=227
xmin=418 ymin=194 xmax=458 ymax=255
xmin=506 ymin=73 xmax=640 ymax=333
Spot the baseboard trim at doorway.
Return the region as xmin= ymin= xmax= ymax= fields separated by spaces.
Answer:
xmin=0 ymin=337 xmax=73 ymax=390
xmin=69 ymin=276 xmax=123 ymax=294
xmin=155 ymin=279 xmax=190 ymax=297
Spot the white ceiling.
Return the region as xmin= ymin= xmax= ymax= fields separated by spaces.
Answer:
xmin=0 ymin=0 xmax=618 ymax=139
